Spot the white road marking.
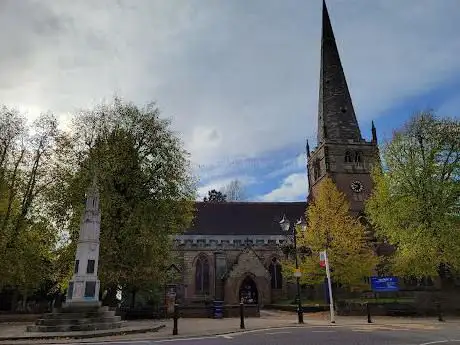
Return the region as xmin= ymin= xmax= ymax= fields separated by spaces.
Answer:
xmin=152 ymin=336 xmax=220 ymax=343
xmin=419 ymin=340 xmax=460 ymax=345
xmin=266 ymin=331 xmax=291 ymax=335
xmin=52 ymin=323 xmax=448 ymax=345
xmin=54 ymin=341 xmax=153 ymax=345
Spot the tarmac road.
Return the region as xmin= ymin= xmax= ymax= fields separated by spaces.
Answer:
xmin=59 ymin=325 xmax=460 ymax=345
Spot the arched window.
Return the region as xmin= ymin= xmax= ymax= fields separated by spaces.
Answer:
xmin=269 ymin=258 xmax=283 ymax=289
xmin=195 ymin=255 xmax=210 ymax=294
xmin=344 ymin=151 xmax=352 ymax=163
xmin=354 ymin=151 xmax=362 ymax=164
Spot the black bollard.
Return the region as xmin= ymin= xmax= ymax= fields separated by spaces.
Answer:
xmin=436 ymin=302 xmax=444 ymax=322
xmin=172 ymin=304 xmax=179 ymax=335
xmin=366 ymin=302 xmax=372 ymax=324
xmin=240 ymin=301 xmax=245 ymax=329
xmin=297 ymin=305 xmax=304 ymax=324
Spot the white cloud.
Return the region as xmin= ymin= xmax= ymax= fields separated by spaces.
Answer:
xmin=266 ymin=153 xmax=307 ymax=179
xmin=196 ymin=175 xmax=256 ymax=200
xmin=1 ymin=0 xmax=460 ymax=181
xmin=259 ymin=173 xmax=308 ymax=202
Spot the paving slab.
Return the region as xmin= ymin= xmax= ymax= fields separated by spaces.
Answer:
xmin=0 ymin=321 xmax=165 ymax=342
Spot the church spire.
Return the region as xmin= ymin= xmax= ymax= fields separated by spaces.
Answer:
xmin=317 ymin=0 xmax=362 ymax=144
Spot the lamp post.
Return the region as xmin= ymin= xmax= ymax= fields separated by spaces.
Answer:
xmin=279 ymin=215 xmax=306 ymax=324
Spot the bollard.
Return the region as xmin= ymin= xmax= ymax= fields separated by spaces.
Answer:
xmin=297 ymin=305 xmax=304 ymax=324
xmin=172 ymin=303 xmax=179 ymax=335
xmin=240 ymin=301 xmax=245 ymax=329
xmin=436 ymin=302 xmax=444 ymax=322
xmin=366 ymin=302 xmax=372 ymax=324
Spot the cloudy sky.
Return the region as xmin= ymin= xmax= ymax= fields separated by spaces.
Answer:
xmin=2 ymin=0 xmax=460 ymax=201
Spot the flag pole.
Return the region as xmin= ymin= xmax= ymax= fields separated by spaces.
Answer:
xmin=323 ymin=250 xmax=335 ymax=323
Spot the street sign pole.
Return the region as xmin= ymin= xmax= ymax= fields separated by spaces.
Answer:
xmin=322 ymin=250 xmax=335 ymax=323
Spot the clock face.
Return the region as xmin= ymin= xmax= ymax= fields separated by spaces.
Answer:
xmin=350 ymin=180 xmax=364 ymax=193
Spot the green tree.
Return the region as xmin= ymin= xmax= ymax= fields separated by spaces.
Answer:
xmin=366 ymin=112 xmax=460 ymax=280
xmin=285 ymin=177 xmax=377 ymax=289
xmin=50 ymin=98 xmax=196 ymax=303
xmin=203 ymin=189 xmax=227 ymax=202
xmin=0 ymin=107 xmax=61 ymax=309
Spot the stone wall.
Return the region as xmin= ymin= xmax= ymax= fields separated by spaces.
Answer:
xmin=308 ymin=140 xmax=378 ymax=214
xmin=177 ymin=245 xmax=283 ymax=305
xmin=225 ymin=249 xmax=272 ymax=305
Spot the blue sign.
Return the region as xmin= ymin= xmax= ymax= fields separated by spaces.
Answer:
xmin=370 ymin=276 xmax=399 ymax=292
xmin=213 ymin=300 xmax=224 ymax=319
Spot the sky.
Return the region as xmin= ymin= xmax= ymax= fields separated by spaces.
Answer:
xmin=1 ymin=0 xmax=460 ymax=202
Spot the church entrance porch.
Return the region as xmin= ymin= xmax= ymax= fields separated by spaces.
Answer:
xmin=239 ymin=276 xmax=258 ymax=304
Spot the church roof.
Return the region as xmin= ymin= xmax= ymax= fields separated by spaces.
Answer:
xmin=185 ymin=201 xmax=307 ymax=236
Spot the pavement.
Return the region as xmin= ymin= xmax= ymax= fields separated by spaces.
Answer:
xmin=0 ymin=310 xmax=459 ymax=345
xmin=0 ymin=322 xmax=166 ymax=342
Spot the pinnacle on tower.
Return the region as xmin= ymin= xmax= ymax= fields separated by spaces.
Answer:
xmin=371 ymin=120 xmax=378 ymax=143
xmin=317 ymin=0 xmax=362 ymax=144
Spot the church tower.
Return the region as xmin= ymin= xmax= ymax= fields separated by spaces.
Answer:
xmin=307 ymin=0 xmax=379 ymax=214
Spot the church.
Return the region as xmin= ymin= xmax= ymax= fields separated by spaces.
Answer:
xmin=171 ymin=0 xmax=379 ymax=307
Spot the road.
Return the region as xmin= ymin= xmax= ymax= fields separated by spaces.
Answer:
xmin=62 ymin=325 xmax=460 ymax=345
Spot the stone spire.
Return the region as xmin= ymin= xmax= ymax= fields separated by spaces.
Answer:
xmin=66 ymin=174 xmax=101 ymax=306
xmin=317 ymin=0 xmax=362 ymax=144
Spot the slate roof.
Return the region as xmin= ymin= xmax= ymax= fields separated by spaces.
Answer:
xmin=185 ymin=201 xmax=308 ymax=236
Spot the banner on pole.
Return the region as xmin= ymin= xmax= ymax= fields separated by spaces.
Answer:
xmin=319 ymin=251 xmax=327 ymax=267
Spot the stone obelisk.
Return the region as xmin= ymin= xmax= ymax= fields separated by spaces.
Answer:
xmin=65 ymin=176 xmax=101 ymax=307
xmin=28 ymin=176 xmax=123 ymax=332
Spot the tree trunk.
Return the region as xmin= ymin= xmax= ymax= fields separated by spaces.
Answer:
xmin=130 ymin=289 xmax=137 ymax=308
xmin=10 ymin=289 xmax=19 ymax=312
xmin=21 ymin=292 xmax=27 ymax=312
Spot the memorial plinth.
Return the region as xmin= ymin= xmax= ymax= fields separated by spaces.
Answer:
xmin=28 ymin=177 xmax=122 ymax=332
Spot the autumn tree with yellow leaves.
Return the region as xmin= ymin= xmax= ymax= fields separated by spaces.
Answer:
xmin=285 ymin=177 xmax=377 ymax=289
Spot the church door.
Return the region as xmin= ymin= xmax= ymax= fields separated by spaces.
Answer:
xmin=239 ymin=276 xmax=258 ymax=304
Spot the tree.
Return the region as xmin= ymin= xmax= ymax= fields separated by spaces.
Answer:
xmin=366 ymin=112 xmax=460 ymax=280
xmin=49 ymin=98 xmax=196 ymax=304
xmin=0 ymin=107 xmax=61 ymax=309
xmin=286 ymin=177 xmax=377 ymax=288
xmin=222 ymin=179 xmax=247 ymax=201
xmin=203 ymin=189 xmax=227 ymax=202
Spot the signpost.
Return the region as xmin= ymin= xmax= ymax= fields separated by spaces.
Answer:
xmin=370 ymin=277 xmax=399 ymax=292
xmin=319 ymin=251 xmax=326 ymax=268
xmin=320 ymin=250 xmax=335 ymax=323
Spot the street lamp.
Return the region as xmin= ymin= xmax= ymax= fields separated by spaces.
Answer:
xmin=279 ymin=215 xmax=306 ymax=324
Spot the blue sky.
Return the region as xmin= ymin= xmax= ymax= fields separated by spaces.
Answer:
xmin=1 ymin=0 xmax=460 ymax=201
